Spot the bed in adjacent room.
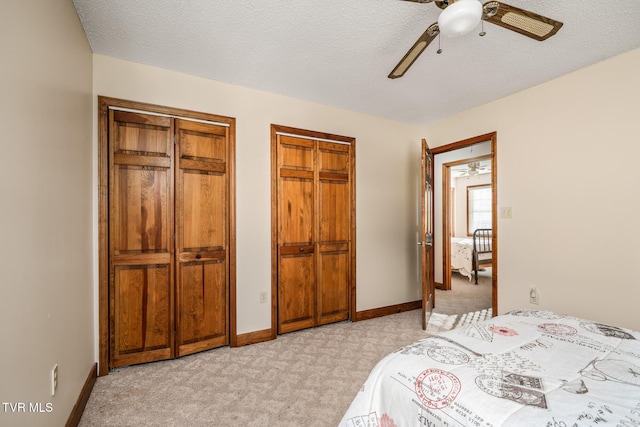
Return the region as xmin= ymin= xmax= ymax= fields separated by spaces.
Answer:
xmin=451 ymin=237 xmax=474 ymax=280
xmin=340 ymin=309 xmax=640 ymax=427
xmin=451 ymin=229 xmax=492 ymax=284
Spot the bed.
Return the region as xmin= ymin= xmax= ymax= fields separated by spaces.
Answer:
xmin=339 ymin=309 xmax=640 ymax=427
xmin=451 ymin=229 xmax=492 ymax=283
xmin=451 ymin=237 xmax=474 ymax=280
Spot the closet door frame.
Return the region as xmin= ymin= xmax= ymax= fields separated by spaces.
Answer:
xmin=270 ymin=124 xmax=356 ymax=337
xmin=98 ymin=96 xmax=236 ymax=376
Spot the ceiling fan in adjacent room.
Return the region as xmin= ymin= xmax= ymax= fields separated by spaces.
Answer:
xmin=453 ymin=162 xmax=489 ymax=177
xmin=389 ymin=0 xmax=563 ymax=79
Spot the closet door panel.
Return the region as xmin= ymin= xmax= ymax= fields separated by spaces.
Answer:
xmin=318 ymin=180 xmax=350 ymax=242
xmin=277 ymin=137 xmax=314 ymax=245
xmin=318 ymin=142 xmax=349 ymax=173
xmin=182 ymin=172 xmax=225 ymax=249
xmin=317 ymin=245 xmax=349 ymax=325
xmin=177 ymin=259 xmax=227 ymax=355
xmin=111 ymin=265 xmax=172 ymax=366
xmin=278 ymin=135 xmax=314 ymax=169
xmin=175 ymin=119 xmax=229 ymax=356
xmin=317 ymin=142 xmax=351 ymax=325
xmin=318 ymin=142 xmax=350 ymax=243
xmin=279 ymin=178 xmax=314 ymax=243
xmin=278 ymin=249 xmax=316 ymax=334
xmin=113 ymin=167 xmax=170 ymax=252
xmin=113 ymin=110 xmax=171 ymax=155
xmin=109 ymin=110 xmax=175 ymax=368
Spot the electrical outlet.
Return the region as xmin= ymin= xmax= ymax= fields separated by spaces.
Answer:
xmin=259 ymin=291 xmax=267 ymax=304
xmin=529 ymin=287 xmax=539 ymax=305
xmin=51 ymin=364 xmax=58 ymax=396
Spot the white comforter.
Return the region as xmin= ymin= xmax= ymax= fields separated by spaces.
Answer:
xmin=340 ymin=310 xmax=640 ymax=427
xmin=451 ymin=238 xmax=474 ymax=279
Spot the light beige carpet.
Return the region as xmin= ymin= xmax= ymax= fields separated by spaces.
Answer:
xmin=80 ymin=310 xmax=431 ymax=427
xmin=434 ymin=268 xmax=492 ymax=315
xmin=80 ymin=278 xmax=492 ymax=427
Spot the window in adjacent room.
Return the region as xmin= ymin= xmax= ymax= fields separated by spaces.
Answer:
xmin=467 ymin=184 xmax=491 ymax=235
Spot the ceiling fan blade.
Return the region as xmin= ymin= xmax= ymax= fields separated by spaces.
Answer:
xmin=400 ymin=0 xmax=434 ymax=3
xmin=388 ymin=22 xmax=439 ymax=79
xmin=482 ymin=1 xmax=563 ymax=41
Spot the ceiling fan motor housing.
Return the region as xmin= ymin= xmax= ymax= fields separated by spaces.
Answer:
xmin=438 ymin=0 xmax=483 ymax=37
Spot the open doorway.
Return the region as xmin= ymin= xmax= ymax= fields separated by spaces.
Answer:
xmin=443 ymin=154 xmax=491 ymax=290
xmin=431 ymin=133 xmax=497 ymax=316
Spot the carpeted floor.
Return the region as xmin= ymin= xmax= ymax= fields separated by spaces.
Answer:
xmin=434 ymin=268 xmax=492 ymax=315
xmin=79 ymin=274 xmax=492 ymax=427
xmin=80 ymin=311 xmax=431 ymax=427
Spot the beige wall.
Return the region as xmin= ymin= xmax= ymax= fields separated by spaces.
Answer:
xmin=92 ymin=55 xmax=426 ymax=337
xmin=426 ymin=47 xmax=640 ymax=331
xmin=0 ymin=1 xmax=94 ymax=426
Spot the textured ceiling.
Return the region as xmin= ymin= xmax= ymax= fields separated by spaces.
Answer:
xmin=72 ymin=0 xmax=640 ymax=125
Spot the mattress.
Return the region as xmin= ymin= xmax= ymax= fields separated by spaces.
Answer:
xmin=340 ymin=309 xmax=640 ymax=426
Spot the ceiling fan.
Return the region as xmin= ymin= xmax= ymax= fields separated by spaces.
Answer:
xmin=389 ymin=0 xmax=563 ymax=79
xmin=453 ymin=162 xmax=489 ymax=177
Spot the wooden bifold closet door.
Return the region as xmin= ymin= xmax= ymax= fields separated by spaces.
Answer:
xmin=273 ymin=127 xmax=355 ymax=334
xmin=174 ymin=119 xmax=229 ymax=357
xmin=104 ymin=99 xmax=234 ymax=370
xmin=109 ymin=110 xmax=175 ymax=367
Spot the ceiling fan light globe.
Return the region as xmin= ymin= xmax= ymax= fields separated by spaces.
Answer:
xmin=438 ymin=0 xmax=483 ymax=37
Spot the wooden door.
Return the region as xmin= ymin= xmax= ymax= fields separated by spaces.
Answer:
xmin=175 ymin=119 xmax=230 ymax=356
xmin=109 ymin=110 xmax=175 ymax=367
xmin=317 ymin=142 xmax=350 ymax=325
xmin=100 ymin=97 xmax=236 ymax=374
xmin=420 ymin=139 xmax=435 ymax=330
xmin=274 ymin=129 xmax=354 ymax=334
xmin=276 ymin=135 xmax=317 ymax=333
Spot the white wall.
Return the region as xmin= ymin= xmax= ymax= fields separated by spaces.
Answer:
xmin=425 ymin=48 xmax=640 ymax=331
xmin=0 ymin=1 xmax=94 ymax=426
xmin=92 ymin=55 xmax=426 ymax=337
